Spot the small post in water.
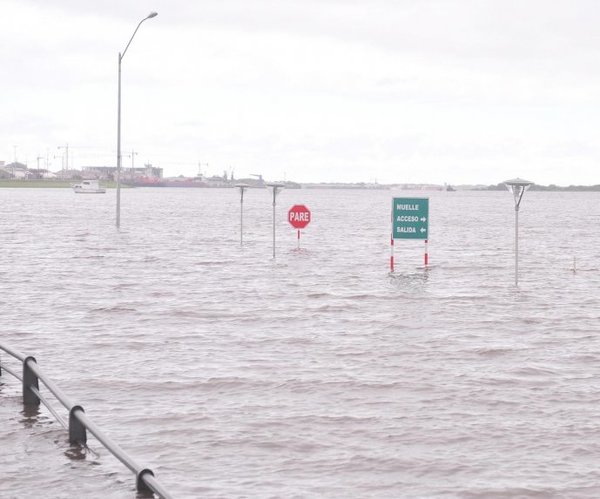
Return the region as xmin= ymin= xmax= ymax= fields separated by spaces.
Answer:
xmin=22 ymin=357 xmax=40 ymax=406
xmin=69 ymin=406 xmax=87 ymax=444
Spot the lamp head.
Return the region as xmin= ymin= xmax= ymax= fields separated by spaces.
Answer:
xmin=266 ymin=182 xmax=284 ymax=200
xmin=147 ymin=12 xmax=158 ymax=19
xmin=503 ymin=178 xmax=533 ymax=209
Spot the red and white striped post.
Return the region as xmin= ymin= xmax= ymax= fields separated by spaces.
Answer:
xmin=390 ymin=234 xmax=395 ymax=273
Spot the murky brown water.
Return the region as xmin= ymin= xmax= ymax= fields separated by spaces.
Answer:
xmin=2 ymin=187 xmax=600 ymax=498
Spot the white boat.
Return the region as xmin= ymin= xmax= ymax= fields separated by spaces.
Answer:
xmin=72 ymin=180 xmax=106 ymax=194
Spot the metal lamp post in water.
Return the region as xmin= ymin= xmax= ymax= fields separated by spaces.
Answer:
xmin=267 ymin=183 xmax=284 ymax=259
xmin=116 ymin=11 xmax=158 ymax=228
xmin=504 ymin=178 xmax=533 ymax=286
xmin=236 ymin=183 xmax=250 ymax=245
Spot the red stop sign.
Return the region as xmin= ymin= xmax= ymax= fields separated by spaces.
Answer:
xmin=288 ymin=204 xmax=311 ymax=229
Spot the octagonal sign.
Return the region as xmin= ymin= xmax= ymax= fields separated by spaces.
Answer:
xmin=288 ymin=204 xmax=311 ymax=229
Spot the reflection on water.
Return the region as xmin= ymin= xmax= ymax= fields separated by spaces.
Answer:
xmin=2 ymin=188 xmax=600 ymax=498
xmin=19 ymin=404 xmax=41 ymax=429
xmin=388 ymin=269 xmax=430 ymax=287
xmin=135 ymin=487 xmax=158 ymax=499
xmin=64 ymin=443 xmax=89 ymax=461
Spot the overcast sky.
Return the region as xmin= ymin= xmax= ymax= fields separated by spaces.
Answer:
xmin=2 ymin=0 xmax=600 ymax=185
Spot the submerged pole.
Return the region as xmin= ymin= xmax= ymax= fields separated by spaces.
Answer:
xmin=272 ymin=189 xmax=276 ymax=259
xmin=515 ymin=205 xmax=519 ymax=286
xmin=236 ymin=184 xmax=250 ymax=245
xmin=503 ymin=178 xmax=532 ymax=287
xmin=267 ymin=184 xmax=283 ymax=259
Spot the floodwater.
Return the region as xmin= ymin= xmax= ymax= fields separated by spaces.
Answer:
xmin=1 ymin=187 xmax=600 ymax=498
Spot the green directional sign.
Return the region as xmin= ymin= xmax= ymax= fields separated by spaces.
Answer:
xmin=392 ymin=197 xmax=429 ymax=239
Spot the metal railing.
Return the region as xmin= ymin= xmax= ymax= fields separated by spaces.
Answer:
xmin=0 ymin=343 xmax=172 ymax=499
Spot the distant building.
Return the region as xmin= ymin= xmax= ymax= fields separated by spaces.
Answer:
xmin=139 ymin=164 xmax=163 ymax=179
xmin=81 ymin=164 xmax=163 ymax=181
xmin=1 ymin=162 xmax=30 ymax=179
xmin=28 ymin=169 xmax=57 ymax=179
xmin=81 ymin=166 xmax=116 ymax=180
xmin=54 ymin=169 xmax=82 ymax=180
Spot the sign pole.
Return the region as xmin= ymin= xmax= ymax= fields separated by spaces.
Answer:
xmin=424 ymin=239 xmax=429 ymax=267
xmin=390 ymin=234 xmax=395 ymax=273
xmin=297 ymin=229 xmax=300 ymax=249
xmin=390 ymin=201 xmax=394 ymax=273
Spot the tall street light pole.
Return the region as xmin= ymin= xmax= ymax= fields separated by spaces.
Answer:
xmin=116 ymin=11 xmax=158 ymax=228
xmin=504 ymin=178 xmax=533 ymax=286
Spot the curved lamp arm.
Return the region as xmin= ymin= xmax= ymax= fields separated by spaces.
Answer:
xmin=121 ymin=12 xmax=158 ymax=61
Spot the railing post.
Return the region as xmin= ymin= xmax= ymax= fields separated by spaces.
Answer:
xmin=69 ymin=406 xmax=87 ymax=444
xmin=136 ymin=468 xmax=154 ymax=493
xmin=22 ymin=356 xmax=40 ymax=405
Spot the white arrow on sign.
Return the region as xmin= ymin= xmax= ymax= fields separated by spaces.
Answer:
xmin=420 ymin=217 xmax=427 ymax=222
xmin=420 ymin=228 xmax=426 ymax=232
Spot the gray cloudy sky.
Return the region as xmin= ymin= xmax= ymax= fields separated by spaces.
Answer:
xmin=2 ymin=0 xmax=600 ymax=185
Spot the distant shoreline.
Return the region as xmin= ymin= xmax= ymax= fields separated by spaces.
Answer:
xmin=0 ymin=180 xmax=75 ymax=188
xmin=482 ymin=183 xmax=600 ymax=192
xmin=0 ymin=180 xmax=123 ymax=188
xmin=1 ymin=179 xmax=600 ymax=191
